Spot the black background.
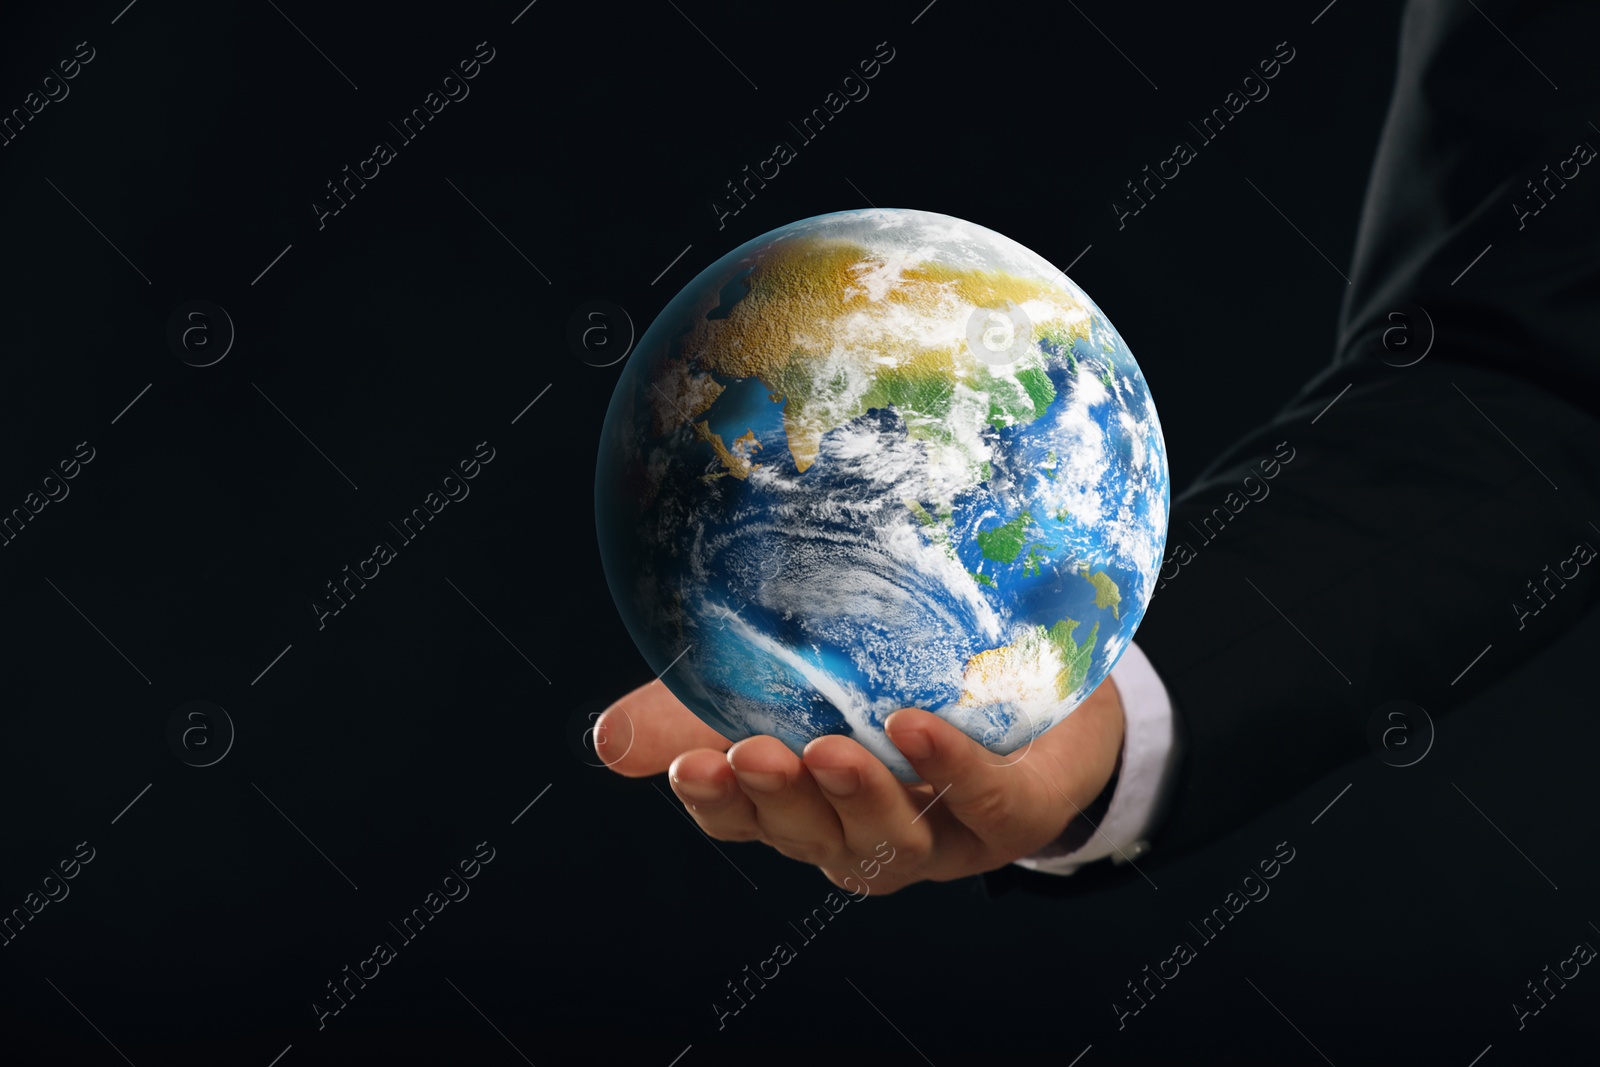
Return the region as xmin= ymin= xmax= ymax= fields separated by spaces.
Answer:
xmin=0 ymin=1 xmax=1594 ymax=1063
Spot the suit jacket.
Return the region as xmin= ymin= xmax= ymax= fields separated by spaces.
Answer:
xmin=986 ymin=0 xmax=1600 ymax=898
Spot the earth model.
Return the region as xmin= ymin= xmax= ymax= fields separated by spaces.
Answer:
xmin=596 ymin=208 xmax=1168 ymax=781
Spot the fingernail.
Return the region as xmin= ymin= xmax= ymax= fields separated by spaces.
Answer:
xmin=892 ymin=723 xmax=934 ymax=761
xmin=810 ymin=766 xmax=860 ymax=796
xmin=672 ymin=775 xmax=726 ymax=803
xmin=734 ymin=769 xmax=786 ymax=794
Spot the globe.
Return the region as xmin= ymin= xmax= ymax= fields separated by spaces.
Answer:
xmin=596 ymin=208 xmax=1169 ymax=782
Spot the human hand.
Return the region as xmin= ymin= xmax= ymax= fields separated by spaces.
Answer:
xmin=593 ymin=677 xmax=1125 ymax=894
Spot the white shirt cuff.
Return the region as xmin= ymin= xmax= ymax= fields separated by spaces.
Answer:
xmin=1012 ymin=640 xmax=1178 ymax=876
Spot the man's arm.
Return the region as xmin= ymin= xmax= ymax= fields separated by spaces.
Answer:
xmin=988 ymin=356 xmax=1600 ymax=896
xmin=996 ymin=0 xmax=1600 ymax=891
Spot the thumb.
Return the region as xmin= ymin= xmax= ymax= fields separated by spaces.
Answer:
xmin=884 ymin=708 xmax=1064 ymax=853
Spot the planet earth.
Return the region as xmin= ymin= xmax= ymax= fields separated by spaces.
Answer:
xmin=596 ymin=208 xmax=1168 ymax=781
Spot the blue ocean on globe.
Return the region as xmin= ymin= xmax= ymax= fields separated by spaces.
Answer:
xmin=596 ymin=208 xmax=1169 ymax=781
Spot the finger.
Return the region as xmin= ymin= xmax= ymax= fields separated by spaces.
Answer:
xmin=816 ymin=865 xmax=906 ymax=899
xmin=595 ymin=679 xmax=732 ymax=777
xmin=669 ymin=748 xmax=762 ymax=841
xmin=1028 ymin=677 xmax=1126 ymax=811
xmin=885 ymin=707 xmax=1066 ymax=856
xmin=821 ymin=863 xmax=917 ymax=897
xmin=727 ymin=736 xmax=845 ymax=866
xmin=801 ymin=734 xmax=932 ymax=868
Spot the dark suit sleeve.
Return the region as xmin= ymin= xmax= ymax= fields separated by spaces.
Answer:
xmin=986 ymin=0 xmax=1600 ymax=897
